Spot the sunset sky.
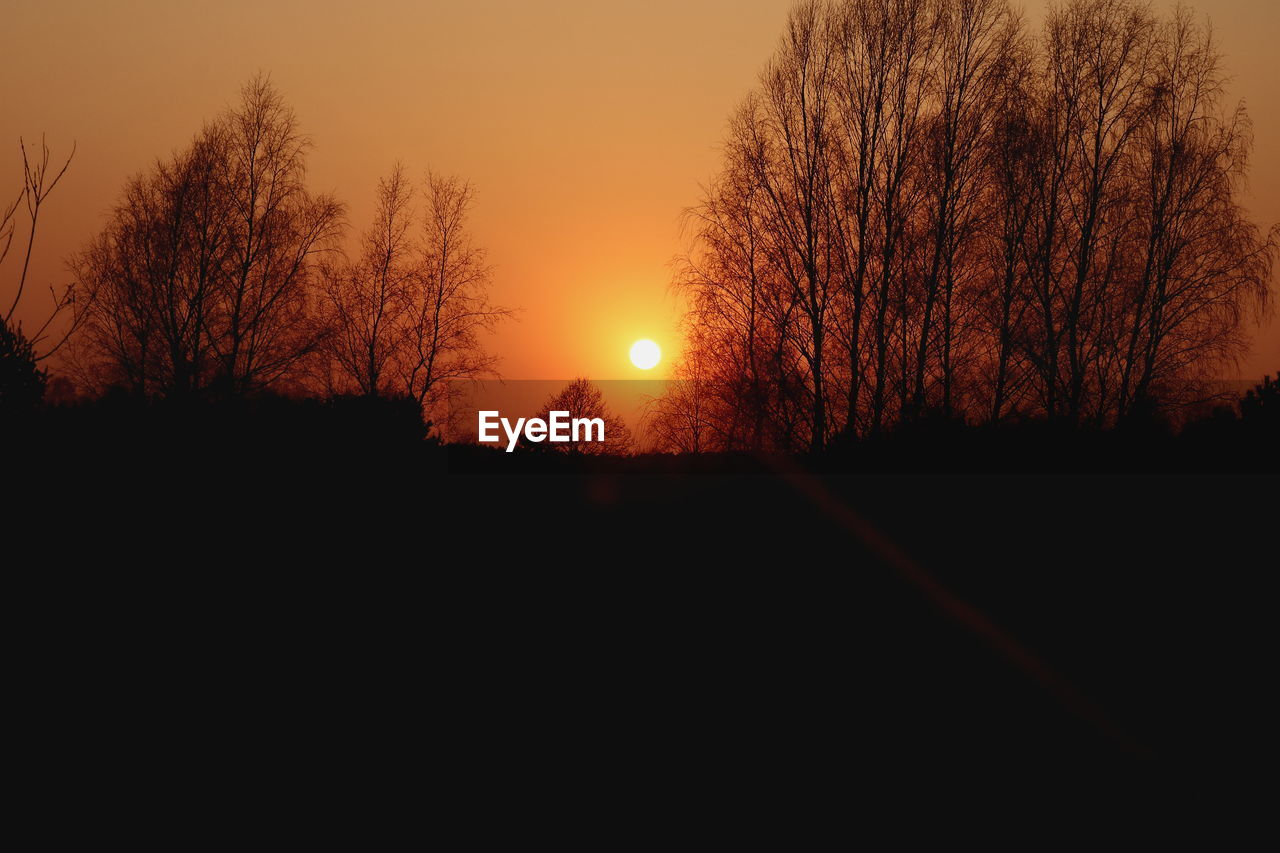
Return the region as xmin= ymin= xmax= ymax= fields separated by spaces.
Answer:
xmin=3 ymin=0 xmax=1277 ymax=381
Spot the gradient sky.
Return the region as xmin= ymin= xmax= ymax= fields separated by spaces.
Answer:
xmin=3 ymin=0 xmax=1277 ymax=382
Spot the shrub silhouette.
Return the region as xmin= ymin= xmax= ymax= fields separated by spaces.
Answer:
xmin=0 ymin=319 xmax=46 ymax=417
xmin=1241 ymin=373 xmax=1279 ymax=431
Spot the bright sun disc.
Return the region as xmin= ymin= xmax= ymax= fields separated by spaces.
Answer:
xmin=630 ymin=339 xmax=661 ymax=370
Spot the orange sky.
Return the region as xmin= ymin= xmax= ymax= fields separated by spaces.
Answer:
xmin=3 ymin=0 xmax=1277 ymax=382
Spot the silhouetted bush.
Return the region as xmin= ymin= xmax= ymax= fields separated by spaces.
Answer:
xmin=1241 ymin=373 xmax=1279 ymax=431
xmin=0 ymin=318 xmax=46 ymax=418
xmin=17 ymin=390 xmax=433 ymax=472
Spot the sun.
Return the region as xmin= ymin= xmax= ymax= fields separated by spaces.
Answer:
xmin=630 ymin=338 xmax=661 ymax=370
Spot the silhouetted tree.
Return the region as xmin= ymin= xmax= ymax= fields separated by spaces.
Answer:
xmin=658 ymin=0 xmax=1275 ymax=449
xmin=66 ymin=75 xmax=343 ymax=397
xmin=1114 ymin=7 xmax=1275 ymax=418
xmin=1 ymin=138 xmax=82 ymax=369
xmin=0 ymin=137 xmax=84 ymax=417
xmin=977 ymin=29 xmax=1038 ymax=421
xmin=909 ymin=0 xmax=1017 ymax=417
xmin=1240 ymin=373 xmax=1279 ymax=430
xmin=316 ymin=166 xmax=511 ymax=432
xmin=640 ymin=328 xmax=725 ymax=453
xmin=211 ymin=75 xmax=344 ymax=394
xmin=400 ymin=171 xmax=510 ymax=422
xmin=740 ymin=0 xmax=840 ymax=450
xmin=318 ymin=164 xmax=416 ymax=397
xmin=0 ymin=317 xmax=45 ymax=416
xmin=673 ymin=158 xmax=795 ymax=451
xmin=533 ymin=378 xmax=632 ymax=455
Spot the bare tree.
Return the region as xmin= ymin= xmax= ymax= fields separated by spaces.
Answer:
xmin=318 ymin=164 xmax=416 ymax=397
xmin=640 ymin=325 xmax=732 ymax=453
xmin=67 ymin=76 xmax=343 ymax=398
xmin=978 ymin=30 xmax=1039 ymax=421
xmin=665 ymin=0 xmax=1274 ymax=443
xmin=828 ymin=0 xmax=898 ymax=436
xmin=910 ymin=0 xmax=1015 ymax=415
xmin=534 ymin=378 xmax=632 ymax=455
xmin=2 ymin=137 xmax=83 ymax=365
xmin=673 ymin=147 xmax=788 ymax=451
xmin=398 ymin=170 xmax=511 ymax=428
xmin=1050 ymin=0 xmax=1158 ymax=421
xmin=316 ymin=166 xmax=511 ymax=432
xmin=854 ymin=0 xmax=935 ymax=434
xmin=1115 ymin=6 xmax=1275 ymax=416
xmin=742 ymin=0 xmax=840 ymax=450
xmin=210 ymin=74 xmax=344 ymax=394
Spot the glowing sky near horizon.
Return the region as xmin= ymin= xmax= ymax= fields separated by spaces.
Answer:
xmin=2 ymin=0 xmax=1277 ymax=382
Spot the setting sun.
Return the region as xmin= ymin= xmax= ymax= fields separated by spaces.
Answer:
xmin=630 ymin=339 xmax=661 ymax=370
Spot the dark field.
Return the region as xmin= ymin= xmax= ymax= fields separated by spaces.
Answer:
xmin=7 ymin=396 xmax=1276 ymax=817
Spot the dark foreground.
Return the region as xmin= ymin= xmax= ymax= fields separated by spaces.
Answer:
xmin=6 ymin=399 xmax=1277 ymax=825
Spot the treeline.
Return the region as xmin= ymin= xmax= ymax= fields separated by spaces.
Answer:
xmin=46 ymin=75 xmax=508 ymax=429
xmin=652 ymin=0 xmax=1276 ymax=452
